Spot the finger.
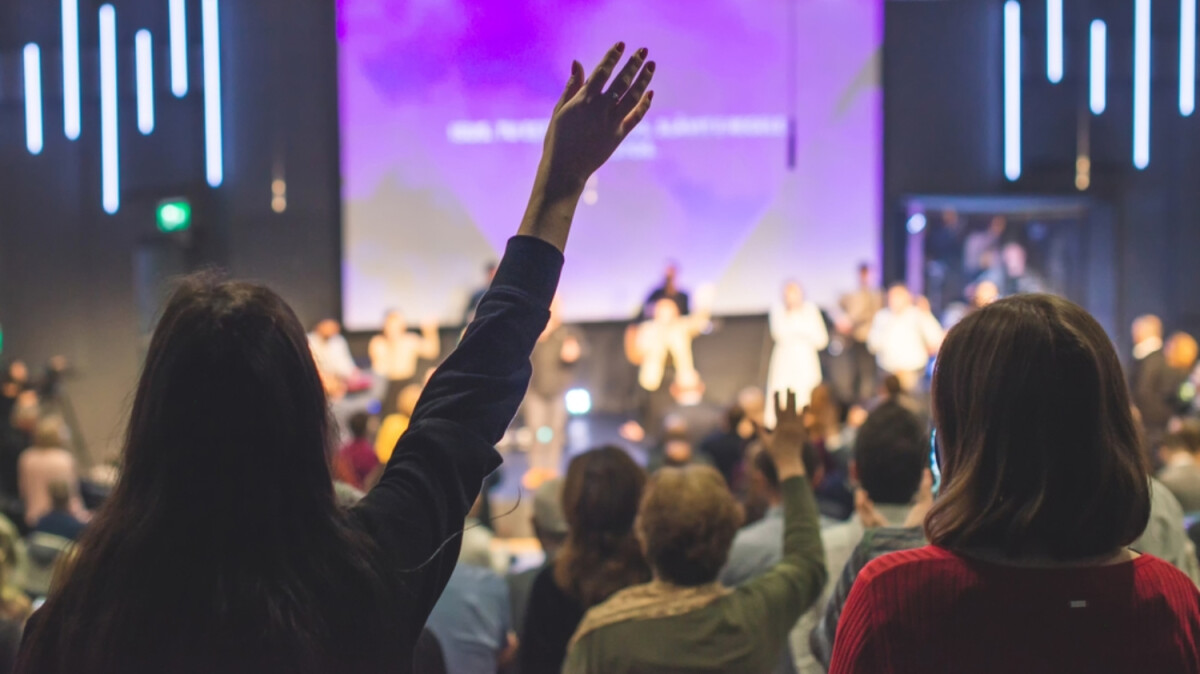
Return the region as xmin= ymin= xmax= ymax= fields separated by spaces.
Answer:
xmin=605 ymin=48 xmax=648 ymax=101
xmin=773 ymin=391 xmax=783 ymax=422
xmin=616 ymin=60 xmax=655 ymax=116
xmin=619 ymin=90 xmax=653 ymax=138
xmin=787 ymin=389 xmax=797 ymax=417
xmin=585 ymin=42 xmax=626 ymax=97
xmin=555 ymin=60 xmax=586 ymax=112
xmin=755 ymin=421 xmax=770 ymax=446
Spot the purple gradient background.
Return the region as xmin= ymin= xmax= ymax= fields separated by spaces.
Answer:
xmin=338 ymin=0 xmax=881 ymax=328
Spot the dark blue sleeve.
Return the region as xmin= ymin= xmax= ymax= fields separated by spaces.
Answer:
xmin=350 ymin=235 xmax=563 ymax=629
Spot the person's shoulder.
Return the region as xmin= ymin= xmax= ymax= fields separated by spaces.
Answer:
xmin=1134 ymin=554 xmax=1200 ymax=593
xmin=856 ymin=545 xmax=957 ymax=586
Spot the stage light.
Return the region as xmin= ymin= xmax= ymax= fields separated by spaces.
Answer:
xmin=1134 ymin=0 xmax=1151 ymax=169
xmin=566 ymin=388 xmax=592 ymax=416
xmin=1183 ymin=0 xmax=1196 ymax=116
xmin=202 ymin=0 xmax=223 ymax=187
xmin=906 ymin=213 xmax=927 ymax=235
xmin=1047 ymin=0 xmax=1063 ymax=83
xmin=170 ymin=0 xmax=188 ymax=97
xmin=1004 ymin=1 xmax=1022 ymax=181
xmin=100 ymin=4 xmax=119 ymax=214
xmin=136 ymin=30 xmax=155 ymax=135
xmin=62 ymin=0 xmax=80 ymax=140
xmin=23 ymin=44 xmax=43 ymax=156
xmin=1090 ymin=20 xmax=1107 ymax=114
xmin=156 ymin=199 xmax=192 ymax=233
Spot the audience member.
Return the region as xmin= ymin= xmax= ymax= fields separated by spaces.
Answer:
xmin=0 ymin=392 xmax=39 ymax=511
xmin=1130 ymin=314 xmax=1173 ymax=450
xmin=519 ymin=447 xmax=650 ymax=674
xmin=14 ymin=43 xmax=657 ymax=673
xmin=766 ymin=281 xmax=829 ymax=424
xmin=335 ymin=412 xmax=379 ymax=490
xmin=1158 ymin=429 xmax=1200 ymax=512
xmin=0 ymin=517 xmax=30 ymax=674
xmin=508 ymin=478 xmax=569 ymax=648
xmin=788 ymin=402 xmax=926 ymax=673
xmin=866 ymin=284 xmax=943 ymax=392
xmin=698 ymin=402 xmax=754 ymax=490
xmin=32 ymin=481 xmax=86 ymax=541
xmin=830 ymin=295 xmax=1200 ymax=673
xmin=18 ymin=417 xmax=87 ymax=529
xmin=425 ymin=544 xmax=515 ymax=674
xmin=368 ymin=309 xmax=439 ymax=413
xmin=1135 ymin=478 xmax=1200 ymax=584
xmin=1166 ymin=332 xmax=1199 ymax=416
xmin=376 ymin=383 xmax=422 ymax=464
xmin=564 ymin=392 xmax=826 ymax=673
xmin=307 ymin=318 xmax=361 ymax=398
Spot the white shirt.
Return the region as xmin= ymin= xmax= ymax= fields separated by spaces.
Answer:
xmin=867 ymin=308 xmax=945 ymax=374
xmin=308 ymin=333 xmax=358 ymax=380
xmin=1133 ymin=336 xmax=1164 ymax=361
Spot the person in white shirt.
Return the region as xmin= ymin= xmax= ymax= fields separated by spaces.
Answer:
xmin=308 ymin=318 xmax=360 ymax=397
xmin=867 ymin=284 xmax=944 ymax=391
xmin=766 ymin=282 xmax=829 ymax=428
xmin=369 ymin=310 xmax=440 ymax=413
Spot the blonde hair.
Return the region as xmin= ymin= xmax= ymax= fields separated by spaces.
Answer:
xmin=33 ymin=416 xmax=66 ymax=449
xmin=1166 ymin=332 xmax=1199 ymax=372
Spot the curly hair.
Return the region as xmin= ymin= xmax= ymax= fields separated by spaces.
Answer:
xmin=554 ymin=447 xmax=651 ymax=607
xmin=637 ymin=465 xmax=744 ymax=586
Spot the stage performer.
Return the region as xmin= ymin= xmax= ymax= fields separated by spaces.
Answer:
xmin=867 ymin=284 xmax=944 ymax=392
xmin=642 ymin=261 xmax=690 ymax=319
xmin=624 ymin=289 xmax=712 ymax=439
xmin=523 ymin=296 xmax=582 ymax=488
xmin=369 ymin=309 xmax=440 ymax=413
xmin=766 ymin=281 xmax=828 ymax=427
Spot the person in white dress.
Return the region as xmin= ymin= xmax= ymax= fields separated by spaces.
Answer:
xmin=766 ymin=281 xmax=829 ymax=427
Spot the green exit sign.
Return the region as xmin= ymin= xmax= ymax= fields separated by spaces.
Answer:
xmin=156 ymin=199 xmax=192 ymax=233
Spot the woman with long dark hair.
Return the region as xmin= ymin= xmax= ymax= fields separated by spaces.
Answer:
xmin=16 ymin=43 xmax=656 ymax=674
xmin=519 ymin=446 xmax=650 ymax=674
xmin=830 ymin=295 xmax=1200 ymax=673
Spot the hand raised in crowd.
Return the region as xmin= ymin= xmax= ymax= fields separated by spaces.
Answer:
xmin=757 ymin=390 xmax=807 ymax=481
xmin=519 ymin=43 xmax=656 ymax=251
xmin=544 ymin=43 xmax=655 ymax=188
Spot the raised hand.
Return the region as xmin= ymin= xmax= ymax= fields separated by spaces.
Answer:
xmin=756 ymin=390 xmax=807 ymax=480
xmin=518 ymin=43 xmax=657 ymax=252
xmin=543 ymin=43 xmax=655 ymax=189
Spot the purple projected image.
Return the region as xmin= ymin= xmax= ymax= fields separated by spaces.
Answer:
xmin=338 ymin=0 xmax=881 ymax=328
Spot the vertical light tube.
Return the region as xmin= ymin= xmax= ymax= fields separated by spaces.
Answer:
xmin=170 ymin=0 xmax=188 ymax=97
xmin=136 ymin=30 xmax=155 ymax=135
xmin=62 ymin=0 xmax=81 ymax=139
xmin=1048 ymin=0 xmax=1064 ymax=83
xmin=1091 ymin=20 xmax=1107 ymax=114
xmin=1134 ymin=0 xmax=1152 ymax=169
xmin=1005 ymin=1 xmax=1022 ymax=181
xmin=100 ymin=5 xmax=120 ymax=214
xmin=1182 ymin=0 xmax=1196 ymax=115
xmin=202 ymin=0 xmax=223 ymax=187
xmin=23 ymin=44 xmax=44 ymax=156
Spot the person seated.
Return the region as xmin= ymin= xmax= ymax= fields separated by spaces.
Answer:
xmin=32 ymin=480 xmax=86 ymax=542
xmin=794 ymin=402 xmax=928 ymax=673
xmin=18 ymin=417 xmax=88 ymax=529
xmin=699 ymin=401 xmax=755 ymax=490
xmin=564 ymin=392 xmax=826 ymax=674
xmin=647 ymin=423 xmax=713 ymax=474
xmin=375 ymin=383 xmax=422 ymax=464
xmin=333 ymin=412 xmax=379 ymax=491
xmin=425 ymin=543 xmax=515 ymax=674
xmin=15 ymin=43 xmax=657 ymax=672
xmin=829 ymin=295 xmax=1200 ymax=673
xmin=1158 ymin=427 xmax=1200 ymax=512
xmin=368 ymin=309 xmax=439 ymax=412
xmin=508 ymin=477 xmax=569 ymax=651
xmin=520 ymin=447 xmax=650 ymax=674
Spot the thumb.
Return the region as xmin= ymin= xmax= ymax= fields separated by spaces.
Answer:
xmin=555 ymin=60 xmax=585 ymax=112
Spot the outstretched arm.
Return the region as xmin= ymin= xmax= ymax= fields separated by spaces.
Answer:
xmin=350 ymin=42 xmax=658 ymax=636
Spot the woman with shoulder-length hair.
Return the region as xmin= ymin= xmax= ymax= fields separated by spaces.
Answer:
xmin=830 ymin=294 xmax=1200 ymax=674
xmin=15 ymin=44 xmax=657 ymax=674
xmin=519 ymin=446 xmax=650 ymax=674
xmin=563 ymin=391 xmax=827 ymax=674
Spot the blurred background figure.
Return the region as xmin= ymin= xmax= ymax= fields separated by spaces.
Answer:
xmin=837 ymin=264 xmax=884 ymax=405
xmin=522 ymin=297 xmax=582 ymax=490
xmin=643 ymin=260 xmax=690 ymax=320
xmin=368 ymin=309 xmax=439 ymax=414
xmin=867 ymin=284 xmax=944 ymax=392
xmin=1130 ymin=314 xmax=1171 ymax=453
xmin=766 ymin=282 xmax=828 ymax=428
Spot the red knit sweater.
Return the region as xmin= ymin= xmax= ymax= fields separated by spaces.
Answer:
xmin=829 ymin=545 xmax=1200 ymax=674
